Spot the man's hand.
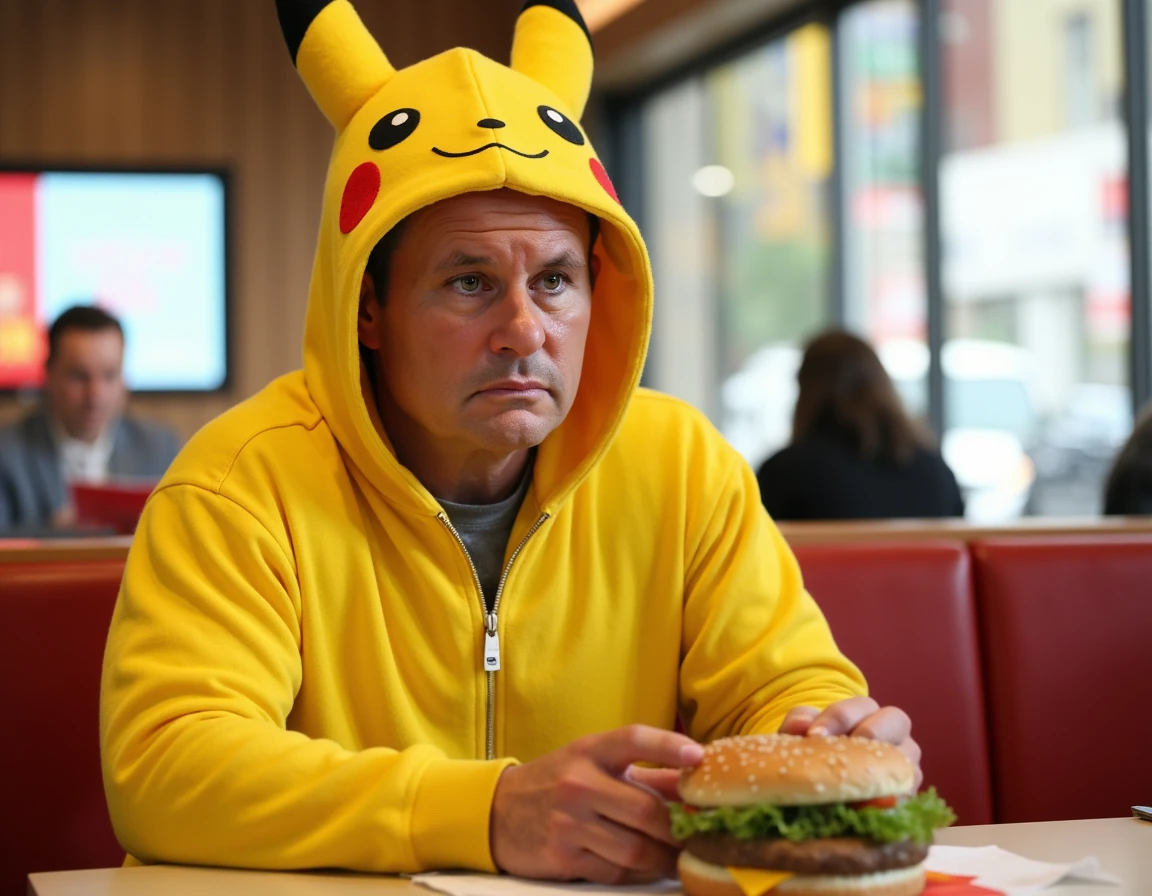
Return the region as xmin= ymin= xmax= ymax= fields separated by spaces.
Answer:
xmin=490 ymin=725 xmax=704 ymax=884
xmin=778 ymin=697 xmax=923 ymax=790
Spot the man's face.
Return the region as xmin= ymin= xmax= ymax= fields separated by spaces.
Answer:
xmin=358 ymin=189 xmax=595 ymax=462
xmin=45 ymin=329 xmax=126 ymax=442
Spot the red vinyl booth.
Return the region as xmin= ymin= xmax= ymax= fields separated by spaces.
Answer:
xmin=972 ymin=536 xmax=1152 ymax=823
xmin=6 ymin=529 xmax=1151 ymax=891
xmin=795 ymin=541 xmax=994 ymax=826
xmin=0 ymin=561 xmax=126 ymax=895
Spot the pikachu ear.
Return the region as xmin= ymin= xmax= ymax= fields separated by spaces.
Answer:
xmin=276 ymin=0 xmax=395 ymax=132
xmin=510 ymin=0 xmax=594 ymax=120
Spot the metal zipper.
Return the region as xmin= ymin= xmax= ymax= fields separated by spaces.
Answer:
xmin=437 ymin=511 xmax=549 ymax=760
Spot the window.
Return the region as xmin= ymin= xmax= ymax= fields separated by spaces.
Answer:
xmin=642 ymin=80 xmax=717 ymax=418
xmin=1064 ymin=13 xmax=1097 ymax=128
xmin=939 ymin=0 xmax=1129 ymax=519
xmin=621 ymin=0 xmax=1148 ymax=521
xmin=839 ymin=0 xmax=926 ymax=416
xmin=643 ymin=24 xmax=834 ymax=470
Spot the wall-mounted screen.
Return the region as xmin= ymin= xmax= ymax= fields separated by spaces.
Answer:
xmin=0 ymin=167 xmax=228 ymax=392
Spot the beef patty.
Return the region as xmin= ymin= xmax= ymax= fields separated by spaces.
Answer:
xmin=683 ymin=833 xmax=929 ymax=876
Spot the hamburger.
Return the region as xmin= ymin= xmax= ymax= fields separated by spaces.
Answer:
xmin=671 ymin=734 xmax=955 ymax=896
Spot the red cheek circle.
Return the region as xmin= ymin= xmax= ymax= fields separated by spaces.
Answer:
xmin=339 ymin=162 xmax=381 ymax=234
xmin=589 ymin=158 xmax=620 ymax=204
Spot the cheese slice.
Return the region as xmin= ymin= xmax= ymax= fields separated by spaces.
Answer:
xmin=726 ymin=866 xmax=796 ymax=896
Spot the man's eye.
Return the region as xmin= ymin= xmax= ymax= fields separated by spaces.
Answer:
xmin=457 ymin=275 xmax=482 ymax=293
xmin=541 ymin=274 xmax=564 ymax=290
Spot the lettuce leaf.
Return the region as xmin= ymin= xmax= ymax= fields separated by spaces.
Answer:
xmin=669 ymin=789 xmax=955 ymax=845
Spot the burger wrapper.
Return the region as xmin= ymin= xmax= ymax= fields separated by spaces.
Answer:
xmin=925 ymin=844 xmax=1121 ymax=894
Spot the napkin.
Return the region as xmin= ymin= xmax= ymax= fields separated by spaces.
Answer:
xmin=925 ymin=844 xmax=1121 ymax=895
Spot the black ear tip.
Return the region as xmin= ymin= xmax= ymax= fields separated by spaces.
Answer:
xmin=519 ymin=0 xmax=593 ymax=47
xmin=276 ymin=0 xmax=338 ymax=65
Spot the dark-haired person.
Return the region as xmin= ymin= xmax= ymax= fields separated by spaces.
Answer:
xmin=757 ymin=330 xmax=964 ymax=521
xmin=0 ymin=305 xmax=179 ymax=531
xmin=1103 ymin=405 xmax=1152 ymax=515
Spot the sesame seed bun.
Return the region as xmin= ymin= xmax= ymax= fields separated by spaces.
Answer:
xmin=678 ymin=734 xmax=915 ymax=807
xmin=677 ymin=850 xmax=927 ymax=896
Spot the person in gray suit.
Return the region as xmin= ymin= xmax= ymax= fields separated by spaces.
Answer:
xmin=0 ymin=305 xmax=180 ymax=532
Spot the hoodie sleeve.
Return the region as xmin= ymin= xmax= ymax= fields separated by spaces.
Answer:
xmin=679 ymin=454 xmax=868 ymax=741
xmin=100 ymin=483 xmax=513 ymax=873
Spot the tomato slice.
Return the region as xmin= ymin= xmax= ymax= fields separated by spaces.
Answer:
xmin=849 ymin=795 xmax=899 ymax=810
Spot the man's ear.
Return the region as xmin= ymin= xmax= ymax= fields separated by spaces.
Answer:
xmin=358 ymin=272 xmax=383 ymax=350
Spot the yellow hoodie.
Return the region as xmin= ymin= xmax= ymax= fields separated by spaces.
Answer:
xmin=100 ymin=0 xmax=865 ymax=876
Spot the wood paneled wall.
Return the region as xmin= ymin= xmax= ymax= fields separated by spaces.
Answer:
xmin=0 ymin=0 xmax=519 ymax=440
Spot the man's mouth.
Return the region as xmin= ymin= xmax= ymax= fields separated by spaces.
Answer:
xmin=432 ymin=143 xmax=549 ymax=159
xmin=477 ymin=379 xmax=549 ymax=397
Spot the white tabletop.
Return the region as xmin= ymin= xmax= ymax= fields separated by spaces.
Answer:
xmin=933 ymin=816 xmax=1150 ymax=894
xmin=28 ymin=816 xmax=1152 ymax=896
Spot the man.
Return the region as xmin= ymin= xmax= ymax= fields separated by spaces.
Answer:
xmin=0 ymin=305 xmax=179 ymax=532
xmin=100 ymin=0 xmax=921 ymax=883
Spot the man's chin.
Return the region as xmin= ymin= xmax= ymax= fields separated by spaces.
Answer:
xmin=70 ymin=423 xmax=107 ymax=442
xmin=474 ymin=408 xmax=563 ymax=452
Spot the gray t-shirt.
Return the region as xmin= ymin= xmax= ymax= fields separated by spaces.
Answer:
xmin=438 ymin=460 xmax=533 ymax=610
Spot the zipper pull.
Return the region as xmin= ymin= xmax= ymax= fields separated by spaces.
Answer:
xmin=484 ymin=613 xmax=501 ymax=672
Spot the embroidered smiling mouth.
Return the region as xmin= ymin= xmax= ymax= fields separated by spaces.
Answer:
xmin=432 ymin=143 xmax=550 ymax=159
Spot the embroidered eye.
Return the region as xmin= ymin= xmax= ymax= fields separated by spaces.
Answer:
xmin=537 ymin=105 xmax=584 ymax=146
xmin=369 ymin=108 xmax=421 ymax=150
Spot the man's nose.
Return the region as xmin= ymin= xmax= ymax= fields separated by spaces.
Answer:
xmin=86 ymin=380 xmax=111 ymax=406
xmin=491 ymin=286 xmax=545 ymax=356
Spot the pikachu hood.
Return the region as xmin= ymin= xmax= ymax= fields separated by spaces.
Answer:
xmin=286 ymin=0 xmax=651 ymax=508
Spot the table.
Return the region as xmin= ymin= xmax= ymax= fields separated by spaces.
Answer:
xmin=933 ymin=816 xmax=1150 ymax=894
xmin=28 ymin=816 xmax=1151 ymax=896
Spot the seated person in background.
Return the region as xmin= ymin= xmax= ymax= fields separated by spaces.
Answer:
xmin=100 ymin=0 xmax=920 ymax=884
xmin=1103 ymin=405 xmax=1152 ymax=515
xmin=0 ymin=304 xmax=179 ymax=532
xmin=758 ymin=330 xmax=964 ymax=521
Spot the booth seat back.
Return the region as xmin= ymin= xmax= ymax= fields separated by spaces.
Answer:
xmin=0 ymin=560 xmax=126 ymax=895
xmin=972 ymin=536 xmax=1152 ymax=823
xmin=795 ymin=541 xmax=994 ymax=825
